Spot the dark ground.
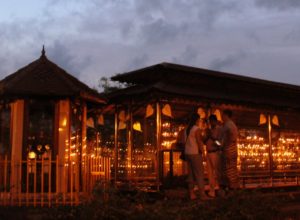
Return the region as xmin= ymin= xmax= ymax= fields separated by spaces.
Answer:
xmin=1 ymin=186 xmax=300 ymax=220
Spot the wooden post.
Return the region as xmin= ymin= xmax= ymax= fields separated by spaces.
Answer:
xmin=70 ymin=161 xmax=73 ymax=206
xmin=83 ymin=155 xmax=87 ymax=194
xmin=10 ymin=100 xmax=24 ymax=200
xmin=76 ymin=155 xmax=79 ymax=205
xmin=63 ymin=162 xmax=66 ymax=205
xmin=56 ymin=155 xmax=59 ymax=206
xmin=90 ymin=156 xmax=93 ymax=192
xmin=127 ymin=103 xmax=133 ymax=181
xmin=4 ymin=155 xmax=8 ymax=206
xmin=114 ymin=108 xmax=118 ymax=187
xmin=26 ymin=159 xmax=29 ymax=206
xmin=81 ymin=103 xmax=87 ymax=195
xmin=57 ymin=100 xmax=70 ymax=194
xmin=41 ymin=157 xmax=44 ymax=207
xmin=156 ymin=102 xmax=161 ymax=190
xmin=18 ymin=160 xmax=22 ymax=206
xmin=48 ymin=153 xmax=52 ymax=207
xmin=268 ymin=114 xmax=273 ymax=186
xmin=34 ymin=158 xmax=37 ymax=207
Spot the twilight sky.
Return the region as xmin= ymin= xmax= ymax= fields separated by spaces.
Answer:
xmin=0 ymin=0 xmax=300 ymax=89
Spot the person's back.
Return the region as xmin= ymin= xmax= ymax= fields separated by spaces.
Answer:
xmin=222 ymin=120 xmax=238 ymax=146
xmin=185 ymin=125 xmax=201 ymax=155
xmin=220 ymin=109 xmax=239 ymax=191
xmin=184 ymin=113 xmax=208 ymax=200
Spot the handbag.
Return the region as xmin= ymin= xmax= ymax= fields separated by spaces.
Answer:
xmin=176 ymin=142 xmax=186 ymax=161
xmin=176 ymin=129 xmax=188 ymax=161
xmin=179 ymin=150 xmax=186 ymax=161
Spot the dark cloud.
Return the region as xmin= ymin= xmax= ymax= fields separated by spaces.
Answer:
xmin=284 ymin=27 xmax=300 ymax=43
xmin=47 ymin=41 xmax=78 ymax=76
xmin=1 ymin=0 xmax=300 ymax=87
xmin=255 ymin=0 xmax=300 ymax=10
xmin=0 ymin=56 xmax=8 ymax=76
xmin=172 ymin=45 xmax=199 ymax=65
xmin=196 ymin=0 xmax=240 ymax=30
xmin=209 ymin=51 xmax=247 ymax=71
xmin=47 ymin=41 xmax=94 ymax=78
xmin=127 ymin=54 xmax=149 ymax=71
xmin=140 ymin=19 xmax=186 ymax=44
xmin=134 ymin=0 xmax=164 ymax=19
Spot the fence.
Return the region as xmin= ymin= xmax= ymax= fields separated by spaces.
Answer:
xmin=240 ymin=169 xmax=300 ymax=188
xmin=0 ymin=155 xmax=111 ymax=206
xmin=161 ymin=149 xmax=300 ymax=189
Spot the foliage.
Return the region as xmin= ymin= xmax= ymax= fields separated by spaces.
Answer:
xmin=43 ymin=182 xmax=286 ymax=220
xmin=0 ymin=183 xmax=298 ymax=220
xmin=98 ymin=77 xmax=130 ymax=93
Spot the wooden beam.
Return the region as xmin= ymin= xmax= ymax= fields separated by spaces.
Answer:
xmin=10 ymin=100 xmax=24 ymax=197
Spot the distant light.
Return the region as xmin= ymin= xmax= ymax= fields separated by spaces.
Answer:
xmin=28 ymin=151 xmax=36 ymax=159
xmin=62 ymin=118 xmax=67 ymax=127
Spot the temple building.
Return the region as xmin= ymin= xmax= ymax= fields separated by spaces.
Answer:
xmin=106 ymin=62 xmax=300 ymax=189
xmin=2 ymin=51 xmax=300 ymax=206
xmin=0 ymin=48 xmax=109 ymax=206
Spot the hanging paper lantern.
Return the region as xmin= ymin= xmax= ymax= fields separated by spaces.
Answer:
xmin=133 ymin=121 xmax=142 ymax=132
xmin=162 ymin=104 xmax=173 ymax=118
xmin=272 ymin=115 xmax=279 ymax=126
xmin=146 ymin=104 xmax=154 ymax=118
xmin=259 ymin=113 xmax=267 ymax=125
xmin=28 ymin=151 xmax=36 ymax=160
xmin=98 ymin=114 xmax=104 ymax=125
xmin=86 ymin=117 xmax=95 ymax=128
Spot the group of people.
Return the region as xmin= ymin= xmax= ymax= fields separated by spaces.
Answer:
xmin=176 ymin=109 xmax=239 ymax=200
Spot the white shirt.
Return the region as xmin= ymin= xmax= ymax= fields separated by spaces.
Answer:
xmin=185 ymin=125 xmax=201 ymax=155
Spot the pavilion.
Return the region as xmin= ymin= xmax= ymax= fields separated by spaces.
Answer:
xmin=0 ymin=47 xmax=109 ymax=206
xmin=106 ymin=62 xmax=300 ymax=189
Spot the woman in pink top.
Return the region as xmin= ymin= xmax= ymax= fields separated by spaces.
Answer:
xmin=184 ymin=113 xmax=208 ymax=200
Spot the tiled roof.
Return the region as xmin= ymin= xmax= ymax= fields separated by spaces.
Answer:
xmin=109 ymin=62 xmax=300 ymax=110
xmin=0 ymin=50 xmax=105 ymax=104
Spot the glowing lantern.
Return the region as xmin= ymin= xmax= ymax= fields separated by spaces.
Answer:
xmin=98 ymin=114 xmax=104 ymax=125
xmin=162 ymin=104 xmax=173 ymax=118
xmin=259 ymin=113 xmax=267 ymax=125
xmin=86 ymin=117 xmax=95 ymax=128
xmin=28 ymin=151 xmax=36 ymax=159
xmin=272 ymin=115 xmax=279 ymax=126
xmin=133 ymin=121 xmax=142 ymax=132
xmin=45 ymin=144 xmax=50 ymax=151
xmin=146 ymin=104 xmax=154 ymax=118
xmin=62 ymin=117 xmax=67 ymax=127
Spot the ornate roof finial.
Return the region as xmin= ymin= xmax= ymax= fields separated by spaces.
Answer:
xmin=41 ymin=45 xmax=46 ymax=57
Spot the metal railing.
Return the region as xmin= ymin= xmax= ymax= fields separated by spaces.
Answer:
xmin=0 ymin=155 xmax=111 ymax=206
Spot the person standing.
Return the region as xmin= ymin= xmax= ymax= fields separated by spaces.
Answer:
xmin=220 ymin=109 xmax=239 ymax=191
xmin=184 ymin=113 xmax=208 ymax=200
xmin=203 ymin=114 xmax=222 ymax=197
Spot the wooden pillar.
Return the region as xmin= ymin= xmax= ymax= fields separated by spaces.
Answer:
xmin=114 ymin=107 xmax=118 ymax=186
xmin=268 ymin=114 xmax=273 ymax=186
xmin=156 ymin=102 xmax=161 ymax=190
xmin=10 ymin=100 xmax=24 ymax=195
xmin=81 ymin=103 xmax=87 ymax=193
xmin=57 ymin=99 xmax=70 ymax=193
xmin=128 ymin=103 xmax=133 ymax=180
